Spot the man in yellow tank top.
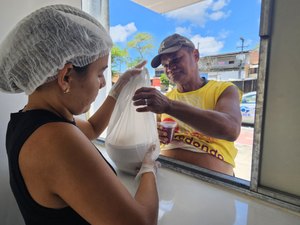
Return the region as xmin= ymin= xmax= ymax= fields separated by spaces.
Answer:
xmin=132 ymin=34 xmax=242 ymax=176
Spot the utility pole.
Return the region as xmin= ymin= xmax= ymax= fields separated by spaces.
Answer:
xmin=237 ymin=37 xmax=247 ymax=79
xmin=239 ymin=37 xmax=245 ymax=52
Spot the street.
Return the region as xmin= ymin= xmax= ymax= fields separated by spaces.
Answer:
xmin=234 ymin=125 xmax=254 ymax=181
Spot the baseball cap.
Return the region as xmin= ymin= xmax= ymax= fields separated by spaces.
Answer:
xmin=151 ymin=33 xmax=195 ymax=68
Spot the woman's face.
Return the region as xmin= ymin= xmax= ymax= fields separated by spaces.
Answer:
xmin=67 ymin=55 xmax=109 ymax=115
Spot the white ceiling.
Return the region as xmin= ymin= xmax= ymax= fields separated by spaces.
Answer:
xmin=131 ymin=0 xmax=205 ymax=14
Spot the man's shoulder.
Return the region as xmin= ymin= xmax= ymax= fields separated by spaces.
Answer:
xmin=208 ymin=80 xmax=233 ymax=85
xmin=207 ymin=80 xmax=234 ymax=89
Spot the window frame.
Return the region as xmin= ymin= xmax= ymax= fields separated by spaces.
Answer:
xmin=93 ymin=0 xmax=300 ymax=212
xmin=155 ymin=0 xmax=300 ymax=212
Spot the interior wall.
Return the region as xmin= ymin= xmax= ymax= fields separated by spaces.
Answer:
xmin=0 ymin=1 xmax=81 ymax=224
xmin=260 ymin=0 xmax=300 ymax=196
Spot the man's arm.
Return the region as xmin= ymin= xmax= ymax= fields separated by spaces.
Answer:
xmin=133 ymin=85 xmax=242 ymax=142
xmin=166 ymin=85 xmax=241 ymax=141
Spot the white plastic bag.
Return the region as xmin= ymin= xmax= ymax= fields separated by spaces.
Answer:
xmin=105 ymin=69 xmax=160 ymax=175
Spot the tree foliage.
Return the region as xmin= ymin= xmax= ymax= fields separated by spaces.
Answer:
xmin=110 ymin=32 xmax=154 ymax=74
xmin=160 ymin=73 xmax=169 ymax=86
xmin=111 ymin=45 xmax=128 ymax=75
xmin=126 ymin=32 xmax=154 ymax=66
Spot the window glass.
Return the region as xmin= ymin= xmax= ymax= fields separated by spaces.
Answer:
xmin=110 ymin=0 xmax=261 ymax=181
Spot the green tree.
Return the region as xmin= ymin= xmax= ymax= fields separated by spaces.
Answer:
xmin=160 ymin=73 xmax=169 ymax=86
xmin=111 ymin=45 xmax=128 ymax=75
xmin=126 ymin=32 xmax=154 ymax=67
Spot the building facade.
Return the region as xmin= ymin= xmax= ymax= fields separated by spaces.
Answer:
xmin=153 ymin=48 xmax=259 ymax=93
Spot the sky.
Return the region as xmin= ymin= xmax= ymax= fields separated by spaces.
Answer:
xmin=109 ymin=0 xmax=262 ymax=76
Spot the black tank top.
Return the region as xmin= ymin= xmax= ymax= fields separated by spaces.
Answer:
xmin=6 ymin=109 xmax=116 ymax=225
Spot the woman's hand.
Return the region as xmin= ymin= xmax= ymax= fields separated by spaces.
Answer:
xmin=109 ymin=60 xmax=147 ymax=100
xmin=121 ymin=60 xmax=147 ymax=82
xmin=135 ymin=144 xmax=160 ymax=180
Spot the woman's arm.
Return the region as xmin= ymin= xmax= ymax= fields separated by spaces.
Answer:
xmin=76 ymin=61 xmax=147 ymax=140
xmin=20 ymin=123 xmax=158 ymax=225
xmin=75 ymin=95 xmax=116 ymax=140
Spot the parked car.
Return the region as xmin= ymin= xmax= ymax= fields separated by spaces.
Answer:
xmin=240 ymin=91 xmax=256 ymax=125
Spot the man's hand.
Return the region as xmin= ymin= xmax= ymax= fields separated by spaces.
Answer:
xmin=132 ymin=87 xmax=172 ymax=114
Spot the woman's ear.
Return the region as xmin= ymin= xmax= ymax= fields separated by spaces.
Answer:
xmin=57 ymin=63 xmax=73 ymax=93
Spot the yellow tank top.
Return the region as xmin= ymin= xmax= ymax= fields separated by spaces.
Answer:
xmin=160 ymin=80 xmax=240 ymax=167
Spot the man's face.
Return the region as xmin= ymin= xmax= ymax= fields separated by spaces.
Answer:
xmin=160 ymin=48 xmax=199 ymax=84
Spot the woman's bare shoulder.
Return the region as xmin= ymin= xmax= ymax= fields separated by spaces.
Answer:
xmin=19 ymin=121 xmax=133 ymax=221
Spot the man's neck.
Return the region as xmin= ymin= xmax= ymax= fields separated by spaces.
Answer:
xmin=177 ymin=77 xmax=207 ymax=93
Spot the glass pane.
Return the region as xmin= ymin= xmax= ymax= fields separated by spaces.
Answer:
xmin=109 ymin=0 xmax=260 ymax=181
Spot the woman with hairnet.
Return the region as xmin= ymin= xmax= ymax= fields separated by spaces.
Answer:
xmin=0 ymin=5 xmax=158 ymax=225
